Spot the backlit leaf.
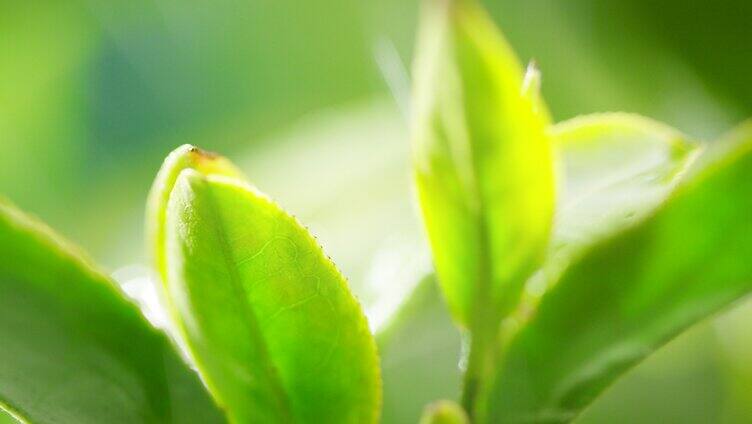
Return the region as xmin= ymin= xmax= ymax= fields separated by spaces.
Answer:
xmin=150 ymin=146 xmax=381 ymax=423
xmin=411 ymin=0 xmax=554 ymax=328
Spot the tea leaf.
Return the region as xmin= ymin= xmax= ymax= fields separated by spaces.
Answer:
xmin=411 ymin=0 xmax=554 ymax=327
xmin=482 ymin=122 xmax=752 ymax=423
xmin=0 ymin=199 xmax=222 ymax=424
xmin=147 ymin=144 xmax=244 ymax=283
xmin=546 ymin=113 xmax=698 ymax=278
xmin=152 ymin=146 xmax=381 ymax=423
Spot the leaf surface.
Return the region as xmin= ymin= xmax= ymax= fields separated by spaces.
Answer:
xmin=482 ymin=122 xmax=752 ymax=423
xmin=147 ymin=144 xmax=244 ymax=282
xmin=411 ymin=0 xmax=554 ymax=326
xmin=543 ymin=113 xmax=698 ymax=280
xmin=0 ymin=199 xmax=222 ymax=424
xmin=152 ymin=146 xmax=381 ymax=423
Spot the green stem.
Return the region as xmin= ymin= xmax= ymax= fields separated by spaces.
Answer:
xmin=461 ymin=301 xmax=499 ymax=419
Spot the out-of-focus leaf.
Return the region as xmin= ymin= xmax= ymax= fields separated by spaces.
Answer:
xmin=412 ymin=0 xmax=554 ymax=327
xmin=0 ymin=199 xmax=222 ymax=424
xmin=151 ymin=146 xmax=381 ymax=423
xmin=419 ymin=400 xmax=469 ymax=424
xmin=377 ymin=276 xmax=462 ymax=423
xmin=576 ymin=321 xmax=725 ymax=424
xmin=482 ymin=122 xmax=752 ymax=423
xmin=545 ymin=113 xmax=698 ymax=278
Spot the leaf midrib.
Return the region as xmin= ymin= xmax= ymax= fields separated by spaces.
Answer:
xmin=193 ymin=177 xmax=294 ymax=423
xmin=449 ymin=32 xmax=501 ymax=413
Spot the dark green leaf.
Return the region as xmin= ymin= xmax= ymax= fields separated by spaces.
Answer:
xmin=0 ymin=199 xmax=222 ymax=424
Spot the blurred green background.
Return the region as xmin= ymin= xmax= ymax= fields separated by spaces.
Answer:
xmin=1 ymin=0 xmax=751 ymax=422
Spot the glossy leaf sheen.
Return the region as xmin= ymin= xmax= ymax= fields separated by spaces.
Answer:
xmin=155 ymin=147 xmax=380 ymax=423
xmin=483 ymin=124 xmax=752 ymax=423
xmin=0 ymin=200 xmax=222 ymax=424
xmin=411 ymin=0 xmax=554 ymax=325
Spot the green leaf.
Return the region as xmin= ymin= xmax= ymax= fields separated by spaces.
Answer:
xmin=546 ymin=113 xmax=698 ymax=278
xmin=150 ymin=146 xmax=381 ymax=423
xmin=411 ymin=0 xmax=555 ymax=412
xmin=411 ymin=0 xmax=554 ymax=327
xmin=419 ymin=400 xmax=469 ymax=424
xmin=0 ymin=199 xmax=222 ymax=424
xmin=147 ymin=144 xmax=244 ymax=283
xmin=482 ymin=121 xmax=752 ymax=423
xmin=377 ymin=276 xmax=462 ymax=424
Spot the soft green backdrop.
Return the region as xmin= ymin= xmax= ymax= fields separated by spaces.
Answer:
xmin=1 ymin=0 xmax=751 ymax=422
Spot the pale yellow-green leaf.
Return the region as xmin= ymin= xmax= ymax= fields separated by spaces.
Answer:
xmin=412 ymin=0 xmax=554 ymax=328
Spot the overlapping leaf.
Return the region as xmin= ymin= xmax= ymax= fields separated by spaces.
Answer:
xmin=148 ymin=145 xmax=381 ymax=423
